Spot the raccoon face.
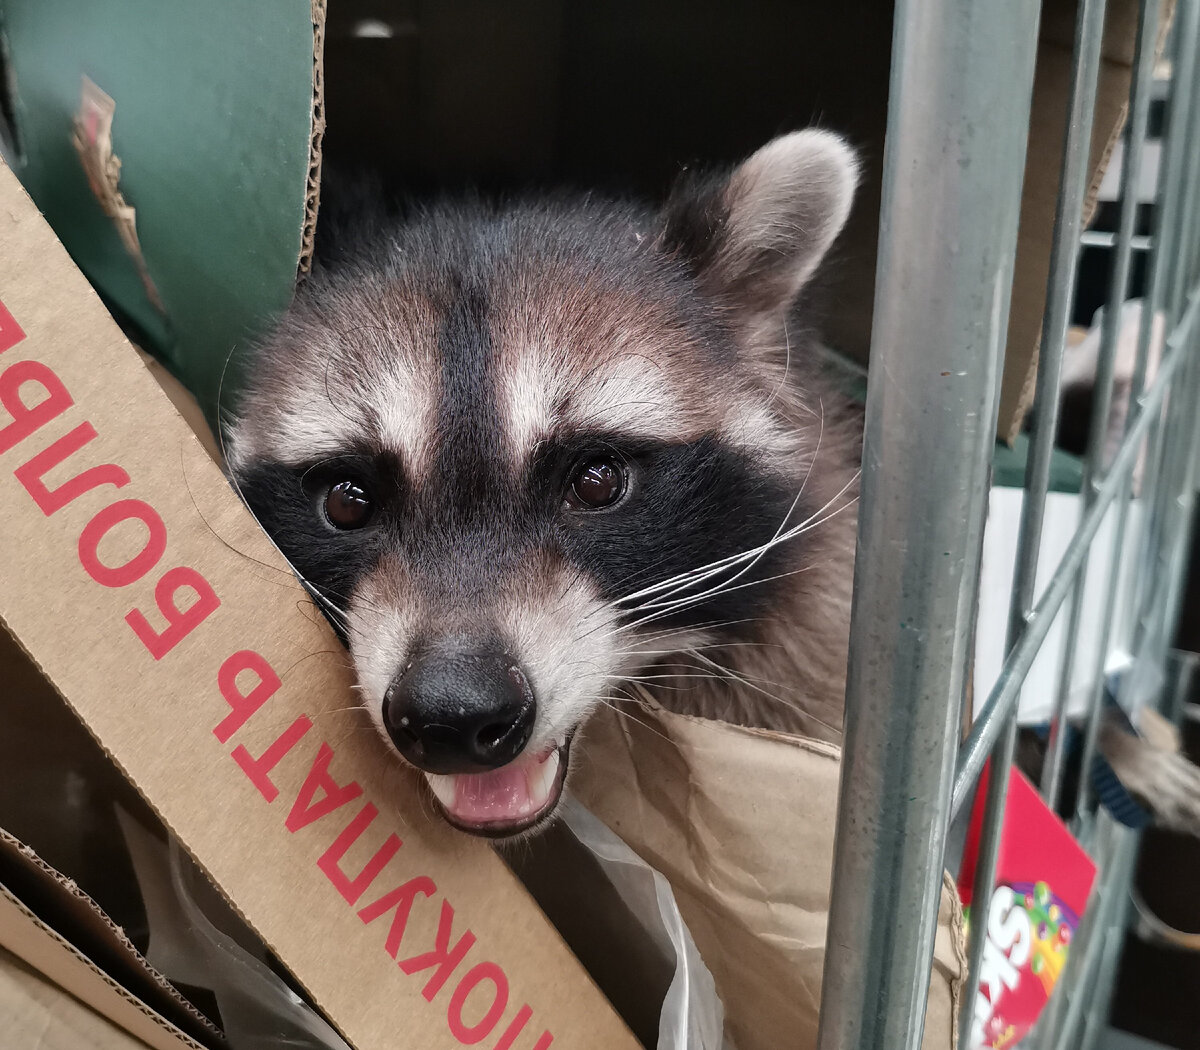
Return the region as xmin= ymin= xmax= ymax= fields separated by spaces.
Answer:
xmin=227 ymin=130 xmax=858 ymax=837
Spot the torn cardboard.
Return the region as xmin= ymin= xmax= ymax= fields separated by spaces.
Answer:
xmin=0 ymin=157 xmax=636 ymax=1050
xmin=71 ymin=76 xmax=166 ymax=315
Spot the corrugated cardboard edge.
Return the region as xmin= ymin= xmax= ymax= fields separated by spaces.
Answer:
xmin=0 ymin=556 xmax=342 ymax=1050
xmin=299 ymin=0 xmax=327 ymax=276
xmin=0 ymin=887 xmax=204 ymax=1050
xmin=1 ymin=945 xmax=149 ymax=1050
xmin=0 ymin=827 xmax=220 ymax=1046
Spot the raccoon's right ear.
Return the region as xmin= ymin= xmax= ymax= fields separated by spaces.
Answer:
xmin=658 ymin=130 xmax=859 ymax=335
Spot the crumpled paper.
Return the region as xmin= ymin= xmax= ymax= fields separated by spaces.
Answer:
xmin=571 ymin=699 xmax=966 ymax=1050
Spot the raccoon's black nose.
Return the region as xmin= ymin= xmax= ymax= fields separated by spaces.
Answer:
xmin=382 ymin=650 xmax=535 ymax=774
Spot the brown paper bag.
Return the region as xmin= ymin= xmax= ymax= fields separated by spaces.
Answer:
xmin=573 ymin=700 xmax=966 ymax=1050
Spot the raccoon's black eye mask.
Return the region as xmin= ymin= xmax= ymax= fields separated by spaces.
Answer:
xmin=235 ymin=424 xmax=801 ymax=640
xmin=305 ymin=449 xmax=629 ymax=535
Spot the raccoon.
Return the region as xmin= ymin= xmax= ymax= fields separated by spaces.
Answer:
xmin=225 ymin=130 xmax=863 ymax=837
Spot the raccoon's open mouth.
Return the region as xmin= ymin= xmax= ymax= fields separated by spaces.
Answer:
xmin=422 ymin=739 xmax=570 ymax=837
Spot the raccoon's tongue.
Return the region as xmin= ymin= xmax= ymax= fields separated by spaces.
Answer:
xmin=424 ymin=748 xmax=563 ymax=831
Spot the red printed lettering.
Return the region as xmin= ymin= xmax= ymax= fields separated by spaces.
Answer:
xmin=77 ymin=498 xmax=167 ymax=587
xmin=232 ymin=715 xmax=313 ymax=802
xmin=493 ymin=1012 xmax=552 ymax=1050
xmin=399 ymin=899 xmax=477 ymax=1002
xmin=492 ymin=1006 xmax=534 ymax=1050
xmin=0 ymin=360 xmax=73 ymax=454
xmin=317 ymin=802 xmax=403 ymax=905
xmin=126 ymin=566 xmax=220 ymax=659
xmin=448 ymin=962 xmax=509 ymax=1045
xmin=286 ymin=743 xmax=364 ymax=832
xmin=214 ymin=650 xmax=281 ymax=743
xmin=14 ymin=423 xmax=130 ymax=515
xmin=358 ymin=876 xmax=438 ymax=957
xmin=0 ymin=300 xmax=25 ymax=355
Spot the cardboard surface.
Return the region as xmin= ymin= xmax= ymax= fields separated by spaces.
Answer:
xmin=0 ymin=159 xmax=635 ymax=1050
xmin=1 ymin=0 xmax=317 ymax=425
xmin=574 ymin=701 xmax=966 ymax=1050
xmin=0 ymin=893 xmax=202 ymax=1050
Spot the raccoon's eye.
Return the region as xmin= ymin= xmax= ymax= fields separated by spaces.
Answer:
xmin=566 ymin=457 xmax=627 ymax=510
xmin=324 ymin=480 xmax=374 ymax=529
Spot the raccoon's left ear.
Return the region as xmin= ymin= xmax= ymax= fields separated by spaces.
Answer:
xmin=658 ymin=129 xmax=859 ymax=333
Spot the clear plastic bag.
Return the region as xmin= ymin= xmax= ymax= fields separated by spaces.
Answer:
xmin=557 ymin=797 xmax=729 ymax=1050
xmin=119 ymin=808 xmax=354 ymax=1050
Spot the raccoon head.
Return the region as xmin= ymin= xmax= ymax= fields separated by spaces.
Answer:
xmin=226 ymin=130 xmax=858 ymax=837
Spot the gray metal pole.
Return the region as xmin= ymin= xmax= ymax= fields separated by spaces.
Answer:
xmin=959 ymin=1 xmax=1110 ymax=1034
xmin=955 ymin=290 xmax=1200 ymax=817
xmin=1145 ymin=63 xmax=1200 ymax=668
xmin=1041 ymin=0 xmax=1162 ymax=809
xmin=813 ymin=3 xmax=1040 ymax=1049
xmin=1076 ymin=0 xmax=1200 ymax=810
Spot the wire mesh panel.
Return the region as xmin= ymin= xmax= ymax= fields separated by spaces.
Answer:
xmin=817 ymin=1 xmax=1200 ymax=1049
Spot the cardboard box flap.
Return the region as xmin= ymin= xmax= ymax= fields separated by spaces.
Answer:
xmin=0 ymin=827 xmax=221 ymax=1047
xmin=573 ymin=701 xmax=966 ymax=1050
xmin=0 ymin=159 xmax=636 ymax=1050
xmin=0 ymin=890 xmax=204 ymax=1050
xmin=0 ymin=617 xmax=221 ymax=1044
xmin=0 ymin=0 xmax=319 ymax=425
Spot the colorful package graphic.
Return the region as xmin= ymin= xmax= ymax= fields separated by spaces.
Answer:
xmin=957 ymin=765 xmax=1098 ymax=1049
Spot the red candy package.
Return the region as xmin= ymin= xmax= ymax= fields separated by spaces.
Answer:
xmin=957 ymin=765 xmax=1098 ymax=1049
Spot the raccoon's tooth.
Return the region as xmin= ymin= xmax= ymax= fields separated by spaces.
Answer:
xmin=425 ymin=772 xmax=457 ymax=809
xmin=528 ymin=749 xmax=561 ymax=809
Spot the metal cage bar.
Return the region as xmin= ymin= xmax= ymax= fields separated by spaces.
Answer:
xmin=958 ymin=4 xmax=1110 ymax=1040
xmin=1040 ymin=0 xmax=1163 ymax=811
xmin=820 ymin=1 xmax=1200 ymax=1049
xmin=813 ymin=3 xmax=1041 ymax=1050
xmin=953 ymin=285 xmax=1199 ymax=816
xmin=1032 ymin=19 xmax=1200 ymax=1046
xmin=1074 ymin=0 xmax=1200 ymax=824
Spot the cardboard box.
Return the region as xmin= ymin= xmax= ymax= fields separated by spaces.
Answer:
xmin=0 ymin=157 xmax=637 ymax=1050
xmin=0 ymin=862 xmax=206 ymax=1050
xmin=0 ymin=944 xmax=185 ymax=1050
xmin=0 ymin=0 xmax=1150 ymax=441
xmin=0 ymin=152 xmax=968 ymax=1050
